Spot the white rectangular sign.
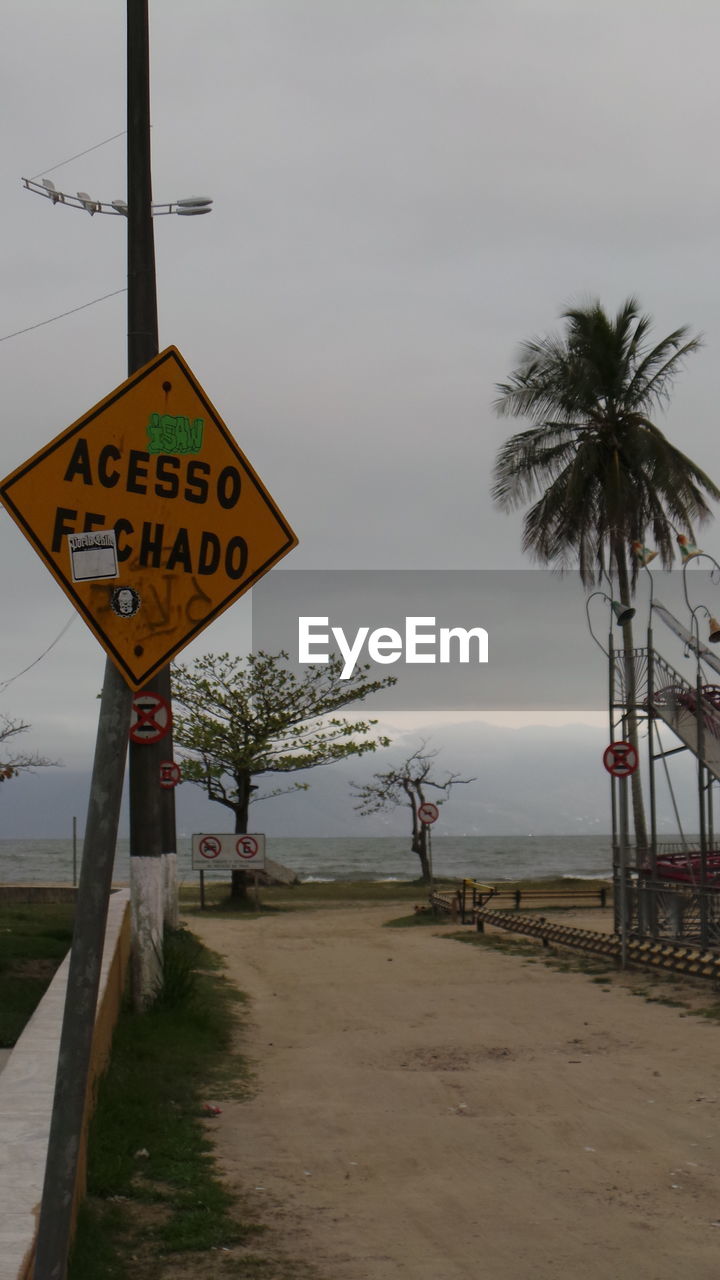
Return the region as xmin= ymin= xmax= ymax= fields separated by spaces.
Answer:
xmin=191 ymin=832 xmax=266 ymax=870
xmin=67 ymin=530 xmax=119 ymax=581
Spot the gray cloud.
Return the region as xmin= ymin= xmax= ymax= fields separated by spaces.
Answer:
xmin=2 ymin=1 xmax=720 ymax=834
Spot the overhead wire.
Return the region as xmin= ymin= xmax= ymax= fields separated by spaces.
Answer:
xmin=0 ymin=614 xmax=78 ymax=693
xmin=0 ymin=289 xmax=127 ymax=343
xmin=0 ymin=130 xmax=125 ymax=688
xmin=30 ymin=130 xmax=127 ymax=180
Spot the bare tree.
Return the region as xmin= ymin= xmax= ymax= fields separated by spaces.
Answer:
xmin=0 ymin=715 xmax=59 ymax=783
xmin=351 ymin=743 xmax=474 ymax=884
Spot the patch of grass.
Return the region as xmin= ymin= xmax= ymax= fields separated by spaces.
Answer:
xmin=0 ymin=904 xmax=74 ymax=1045
xmin=179 ymin=875 xmax=612 ymax=917
xmin=181 ymin=877 xmax=444 ymax=915
xmin=384 ymin=910 xmax=453 ymax=928
xmin=444 ymin=922 xmax=720 ymax=1020
xmin=68 ymin=928 xmax=262 ymax=1279
xmin=688 ymin=1003 xmax=720 ymax=1022
xmin=645 ymin=996 xmax=689 ymax=1009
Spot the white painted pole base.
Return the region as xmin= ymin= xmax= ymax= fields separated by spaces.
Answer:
xmin=162 ymin=852 xmax=179 ymax=929
xmin=130 ymin=856 xmax=164 ymax=1009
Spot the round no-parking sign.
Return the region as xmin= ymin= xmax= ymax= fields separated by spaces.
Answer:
xmin=602 ymin=741 xmax=638 ymax=778
xmin=129 ymin=691 xmax=172 ymax=744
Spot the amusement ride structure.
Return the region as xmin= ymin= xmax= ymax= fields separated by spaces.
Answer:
xmin=592 ymin=539 xmax=720 ymax=949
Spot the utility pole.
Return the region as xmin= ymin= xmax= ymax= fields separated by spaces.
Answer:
xmin=127 ymin=0 xmax=179 ymax=1004
xmin=32 ymin=7 xmax=175 ymax=1273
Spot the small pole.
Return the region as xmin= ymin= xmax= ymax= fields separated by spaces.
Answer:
xmin=618 ymin=774 xmax=629 ymax=968
xmin=72 ymin=816 xmax=77 ymax=887
xmin=200 ymin=869 xmax=205 ymax=911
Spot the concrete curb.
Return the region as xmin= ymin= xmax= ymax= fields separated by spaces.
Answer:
xmin=0 ymin=889 xmax=131 ymax=1280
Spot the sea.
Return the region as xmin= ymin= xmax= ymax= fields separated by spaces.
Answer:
xmin=0 ymin=834 xmax=614 ymax=886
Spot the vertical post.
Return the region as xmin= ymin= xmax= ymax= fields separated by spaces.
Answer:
xmin=608 ymin=631 xmax=621 ymax=935
xmin=647 ymin=628 xmax=657 ymax=878
xmin=72 ymin=815 xmax=77 ymax=887
xmin=33 ymin=663 xmax=133 ymax=1280
xmin=127 ymin=0 xmax=177 ymax=1002
xmin=618 ymin=771 xmax=629 ymax=969
xmin=695 ymin=661 xmax=709 ymax=947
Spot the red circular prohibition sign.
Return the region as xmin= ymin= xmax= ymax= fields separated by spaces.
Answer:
xmin=129 ymin=691 xmax=172 ymax=744
xmin=603 ymin=741 xmax=638 ymax=778
xmin=198 ymin=835 xmax=222 ymax=860
xmin=236 ymin=836 xmax=260 ymax=859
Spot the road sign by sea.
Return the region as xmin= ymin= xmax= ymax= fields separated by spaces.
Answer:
xmin=0 ymin=347 xmax=297 ymax=688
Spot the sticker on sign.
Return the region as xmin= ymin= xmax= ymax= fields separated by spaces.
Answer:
xmin=67 ymin=530 xmax=119 ymax=582
xmin=191 ymin=833 xmax=266 ymax=869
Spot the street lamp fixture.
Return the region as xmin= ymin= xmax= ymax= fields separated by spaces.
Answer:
xmin=584 ymin=589 xmax=635 ymax=656
xmin=680 ymin=545 xmax=720 ymax=638
xmin=610 ymin=599 xmax=636 ymax=625
xmin=22 ymin=176 xmax=213 ymax=217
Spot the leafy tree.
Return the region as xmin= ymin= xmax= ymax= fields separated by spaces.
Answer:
xmin=492 ymin=297 xmax=720 ymax=850
xmin=171 ymin=651 xmax=395 ymax=895
xmin=351 ymin=743 xmax=474 ymax=884
xmin=0 ymin=714 xmax=59 ymax=783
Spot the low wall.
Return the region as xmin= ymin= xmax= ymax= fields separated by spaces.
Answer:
xmin=0 ymin=885 xmax=79 ymax=905
xmin=0 ymin=889 xmax=131 ymax=1280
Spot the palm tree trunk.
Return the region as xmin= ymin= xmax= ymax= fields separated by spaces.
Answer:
xmin=613 ymin=544 xmax=648 ymax=858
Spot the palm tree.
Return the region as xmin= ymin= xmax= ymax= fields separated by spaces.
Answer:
xmin=492 ymin=297 xmax=720 ymax=850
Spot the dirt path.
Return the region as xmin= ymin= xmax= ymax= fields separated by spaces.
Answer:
xmin=191 ymin=905 xmax=720 ymax=1279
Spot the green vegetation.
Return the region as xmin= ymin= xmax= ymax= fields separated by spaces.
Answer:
xmin=179 ymin=877 xmax=448 ymax=914
xmin=172 ymin=650 xmax=394 ymax=899
xmin=442 ymin=922 xmax=720 ymax=1020
xmin=179 ymin=875 xmax=611 ymax=917
xmin=0 ymin=904 xmax=74 ymax=1045
xmin=383 ymin=910 xmax=449 ymax=928
xmin=68 ymin=927 xmax=304 ymax=1280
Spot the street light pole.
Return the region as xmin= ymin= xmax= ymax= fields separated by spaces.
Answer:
xmin=127 ymin=0 xmax=179 ymax=1004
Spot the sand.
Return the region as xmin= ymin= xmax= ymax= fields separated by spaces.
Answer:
xmin=191 ymin=903 xmax=720 ymax=1279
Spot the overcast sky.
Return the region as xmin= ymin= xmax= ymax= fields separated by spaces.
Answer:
xmin=3 ymin=1 xmax=720 ymax=834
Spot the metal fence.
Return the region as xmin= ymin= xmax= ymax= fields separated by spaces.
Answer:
xmin=616 ymin=871 xmax=720 ymax=949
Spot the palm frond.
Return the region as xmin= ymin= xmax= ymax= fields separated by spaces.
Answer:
xmin=491 ymin=298 xmax=717 ymax=580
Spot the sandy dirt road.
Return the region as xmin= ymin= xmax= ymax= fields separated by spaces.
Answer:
xmin=192 ymin=905 xmax=720 ymax=1279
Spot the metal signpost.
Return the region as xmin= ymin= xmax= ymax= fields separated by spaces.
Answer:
xmin=418 ymin=801 xmax=439 ymax=886
xmin=192 ymin=833 xmax=267 ymax=909
xmin=603 ymin=740 xmax=639 ymax=968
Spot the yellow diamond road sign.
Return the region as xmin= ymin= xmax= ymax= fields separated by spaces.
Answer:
xmin=0 ymin=347 xmax=297 ymax=689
